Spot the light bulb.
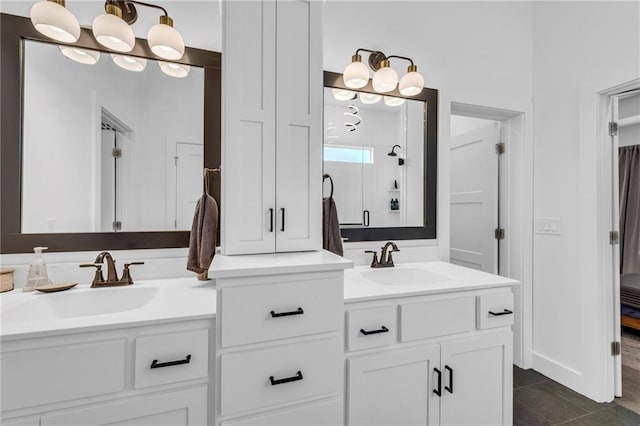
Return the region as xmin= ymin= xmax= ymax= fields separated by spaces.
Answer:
xmin=399 ymin=65 xmax=424 ymax=96
xmin=343 ymin=54 xmax=369 ymax=89
xmin=159 ymin=61 xmax=190 ymax=78
xmin=359 ymin=93 xmax=382 ymax=105
xmin=59 ymin=46 xmax=100 ymax=65
xmin=332 ymin=88 xmax=356 ymax=101
xmin=372 ymin=60 xmax=398 ymax=93
xmin=30 ymin=0 xmax=80 ymax=43
xmin=111 ymin=54 xmax=147 ymax=72
xmin=384 ymin=96 xmax=405 ymax=107
xmin=92 ymin=4 xmax=135 ymax=52
xmin=148 ymin=16 xmax=185 ymax=60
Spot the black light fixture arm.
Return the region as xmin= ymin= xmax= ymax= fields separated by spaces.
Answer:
xmin=123 ymin=0 xmax=168 ymax=17
xmin=386 ymin=55 xmax=415 ymax=67
xmin=352 ymin=48 xmax=416 ymax=71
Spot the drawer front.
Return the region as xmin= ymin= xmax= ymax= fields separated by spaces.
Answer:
xmin=399 ymin=296 xmax=476 ymax=342
xmin=1 ymin=339 xmax=125 ymax=411
xmin=477 ymin=292 xmax=514 ymax=329
xmin=220 ymin=277 xmax=342 ymax=347
xmin=221 ymin=398 xmax=342 ymax=426
xmin=220 ymin=337 xmax=341 ymax=416
xmin=135 ymin=329 xmax=209 ymax=389
xmin=346 ymin=306 xmax=397 ymax=352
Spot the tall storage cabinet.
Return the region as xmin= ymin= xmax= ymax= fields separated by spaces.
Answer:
xmin=222 ymin=0 xmax=322 ymax=255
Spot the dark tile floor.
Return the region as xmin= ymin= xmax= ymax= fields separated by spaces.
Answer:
xmin=514 ymin=366 xmax=640 ymax=425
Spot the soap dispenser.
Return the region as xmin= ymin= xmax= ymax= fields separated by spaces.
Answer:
xmin=24 ymin=247 xmax=51 ymax=292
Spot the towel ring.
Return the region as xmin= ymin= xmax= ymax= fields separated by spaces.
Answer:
xmin=323 ymin=174 xmax=334 ymax=199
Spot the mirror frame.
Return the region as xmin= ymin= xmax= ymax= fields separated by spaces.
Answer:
xmin=0 ymin=13 xmax=221 ymax=253
xmin=323 ymin=71 xmax=438 ymax=242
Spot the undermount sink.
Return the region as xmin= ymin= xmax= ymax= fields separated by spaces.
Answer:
xmin=359 ymin=267 xmax=451 ymax=286
xmin=2 ymin=287 xmax=158 ymax=322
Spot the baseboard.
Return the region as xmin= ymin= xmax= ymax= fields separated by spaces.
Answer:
xmin=532 ymin=351 xmax=583 ymax=392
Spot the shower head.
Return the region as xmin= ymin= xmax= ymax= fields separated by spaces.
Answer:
xmin=388 ymin=145 xmax=401 ymax=157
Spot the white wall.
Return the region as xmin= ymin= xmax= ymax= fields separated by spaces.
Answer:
xmin=531 ymin=1 xmax=640 ymax=401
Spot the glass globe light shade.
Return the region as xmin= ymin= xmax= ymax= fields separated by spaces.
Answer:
xmin=399 ymin=66 xmax=424 ymax=96
xmin=148 ymin=18 xmax=185 ymax=60
xmin=332 ymin=88 xmax=356 ymax=101
xmin=343 ymin=54 xmax=369 ymax=89
xmin=30 ymin=1 xmax=80 ymax=43
xmin=159 ymin=61 xmax=190 ymax=78
xmin=59 ymin=46 xmax=100 ymax=65
xmin=359 ymin=93 xmax=382 ymax=105
xmin=111 ymin=54 xmax=147 ymax=72
xmin=384 ymin=96 xmax=406 ymax=107
xmin=92 ymin=8 xmax=135 ymax=52
xmin=372 ymin=61 xmax=398 ymax=93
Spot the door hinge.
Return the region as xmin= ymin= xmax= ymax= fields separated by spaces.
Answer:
xmin=174 ymin=156 xmax=178 ymax=166
xmin=609 ymin=122 xmax=618 ymax=137
xmin=112 ymin=148 xmax=122 ymax=158
xmin=495 ymin=228 xmax=505 ymax=240
xmin=611 ymin=341 xmax=621 ymax=356
xmin=495 ymin=143 xmax=505 ymax=155
xmin=112 ymin=221 xmax=122 ymax=231
xmin=610 ymin=230 xmax=620 ymax=245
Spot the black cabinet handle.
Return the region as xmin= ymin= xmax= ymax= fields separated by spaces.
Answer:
xmin=489 ymin=309 xmax=513 ymax=316
xmin=269 ymin=208 xmax=274 ymax=232
xmin=270 ymin=307 xmax=304 ymax=318
xmin=150 ymin=354 xmax=191 ymax=369
xmin=445 ymin=365 xmax=453 ymax=393
xmin=433 ymin=368 xmax=442 ymax=396
xmin=360 ymin=326 xmax=389 ymax=336
xmin=269 ymin=370 xmax=303 ymax=386
xmin=363 ymin=210 xmax=370 ymax=227
xmin=280 ymin=208 xmax=285 ymax=231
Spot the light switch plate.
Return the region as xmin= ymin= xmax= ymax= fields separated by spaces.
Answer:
xmin=535 ymin=217 xmax=561 ymax=235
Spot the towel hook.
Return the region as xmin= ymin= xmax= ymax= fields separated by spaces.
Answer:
xmin=323 ymin=173 xmax=334 ymax=199
xmin=203 ymin=167 xmax=221 ymax=196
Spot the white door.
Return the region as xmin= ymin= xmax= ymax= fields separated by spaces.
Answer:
xmin=439 ymin=332 xmax=512 ymax=426
xmin=347 ymin=344 xmax=441 ymax=426
xmin=450 ymin=122 xmax=500 ymax=272
xmin=100 ymin=128 xmax=115 ymax=232
xmin=221 ymin=0 xmax=277 ymax=255
xmin=175 ymin=142 xmax=204 ymax=230
xmin=40 ymin=386 xmax=207 ymax=426
xmin=275 ymin=0 xmax=322 ymax=252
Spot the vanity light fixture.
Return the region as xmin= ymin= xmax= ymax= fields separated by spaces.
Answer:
xmin=384 ymin=96 xmax=406 ymax=107
xmin=30 ymin=0 xmax=81 ymax=43
xmin=148 ymin=15 xmax=185 ymax=60
xmin=343 ymin=48 xmax=424 ymax=96
xmin=359 ymin=92 xmax=382 ymax=105
xmin=332 ymin=88 xmax=357 ymax=101
xmin=159 ymin=61 xmax=190 ymax=78
xmin=59 ymin=46 xmax=100 ymax=64
xmin=92 ymin=3 xmax=135 ymax=52
xmin=111 ymin=53 xmax=147 ymax=71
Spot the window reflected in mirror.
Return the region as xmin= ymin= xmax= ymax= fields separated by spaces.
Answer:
xmin=21 ymin=40 xmax=204 ymax=233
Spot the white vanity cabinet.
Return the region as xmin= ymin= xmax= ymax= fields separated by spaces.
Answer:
xmin=345 ymin=289 xmax=514 ymax=426
xmin=222 ymin=0 xmax=323 ymax=255
xmin=0 ymin=319 xmax=212 ymax=426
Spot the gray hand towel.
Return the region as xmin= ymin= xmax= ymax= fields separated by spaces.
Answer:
xmin=323 ymin=197 xmax=344 ymax=257
xmin=187 ymin=193 xmax=219 ymax=280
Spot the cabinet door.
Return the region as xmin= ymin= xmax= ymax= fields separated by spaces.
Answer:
xmin=347 ymin=344 xmax=440 ymax=426
xmin=439 ymin=331 xmax=512 ymax=426
xmin=40 ymin=386 xmax=207 ymax=426
xmin=275 ymin=0 xmax=322 ymax=252
xmin=222 ymin=0 xmax=277 ymax=255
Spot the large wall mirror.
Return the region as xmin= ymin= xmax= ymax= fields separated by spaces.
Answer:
xmin=323 ymin=71 xmax=438 ymax=242
xmin=0 ymin=13 xmax=221 ymax=253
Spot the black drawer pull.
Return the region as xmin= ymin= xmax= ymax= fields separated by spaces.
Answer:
xmin=270 ymin=307 xmax=304 ymax=318
xmin=445 ymin=365 xmax=453 ymax=393
xmin=269 ymin=208 xmax=274 ymax=232
xmin=150 ymin=354 xmax=191 ymax=369
xmin=489 ymin=309 xmax=513 ymax=316
xmin=433 ymin=367 xmax=442 ymax=397
xmin=269 ymin=370 xmax=303 ymax=386
xmin=360 ymin=326 xmax=389 ymax=336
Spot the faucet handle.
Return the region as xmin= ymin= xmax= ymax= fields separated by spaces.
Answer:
xmin=121 ymin=261 xmax=144 ymax=285
xmin=364 ymin=250 xmax=379 ymax=268
xmin=80 ymin=263 xmax=104 ymax=286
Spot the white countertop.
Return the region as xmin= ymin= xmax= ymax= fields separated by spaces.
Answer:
xmin=0 ymin=277 xmax=215 ymax=341
xmin=343 ymin=261 xmax=519 ymax=303
xmin=209 ymin=250 xmax=353 ymax=279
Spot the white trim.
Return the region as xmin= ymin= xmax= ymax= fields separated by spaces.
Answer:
xmin=450 ymin=101 xmax=534 ymax=369
xmin=596 ymin=78 xmax=640 ymax=400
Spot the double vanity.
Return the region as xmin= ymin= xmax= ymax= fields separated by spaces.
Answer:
xmin=1 ymin=252 xmax=517 ymax=426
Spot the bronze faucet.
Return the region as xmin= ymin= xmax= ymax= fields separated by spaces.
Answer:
xmin=80 ymin=252 xmax=144 ymax=287
xmin=365 ymin=242 xmax=400 ymax=268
